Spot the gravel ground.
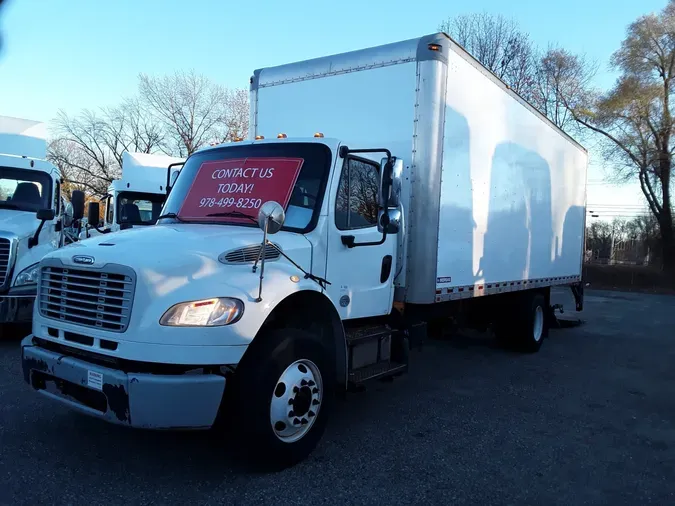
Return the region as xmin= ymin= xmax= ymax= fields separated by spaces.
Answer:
xmin=1 ymin=288 xmax=674 ymax=505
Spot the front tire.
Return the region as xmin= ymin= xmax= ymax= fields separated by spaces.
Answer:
xmin=225 ymin=328 xmax=334 ymax=471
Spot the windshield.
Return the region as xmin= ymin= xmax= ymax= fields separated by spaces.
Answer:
xmin=117 ymin=191 xmax=167 ymax=226
xmin=160 ymin=142 xmax=333 ymax=233
xmin=0 ymin=167 xmax=52 ymax=212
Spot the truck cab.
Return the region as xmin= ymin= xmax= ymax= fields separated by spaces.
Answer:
xmin=81 ymin=152 xmax=184 ymax=239
xmin=0 ymin=116 xmax=72 ymax=325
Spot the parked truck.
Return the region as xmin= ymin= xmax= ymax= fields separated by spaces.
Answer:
xmin=21 ymin=33 xmax=587 ymax=469
xmin=0 ymin=116 xmax=81 ymax=326
xmin=81 ymin=151 xmax=184 ymax=239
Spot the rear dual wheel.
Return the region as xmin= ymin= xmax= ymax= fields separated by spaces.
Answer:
xmin=494 ymin=292 xmax=548 ymax=353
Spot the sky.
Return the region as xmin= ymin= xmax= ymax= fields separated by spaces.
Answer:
xmin=0 ymin=0 xmax=668 ymax=220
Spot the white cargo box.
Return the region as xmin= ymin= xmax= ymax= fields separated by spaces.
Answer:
xmin=121 ymin=151 xmax=185 ymax=190
xmin=0 ymin=115 xmax=48 ymax=159
xmin=251 ymin=33 xmax=587 ymax=304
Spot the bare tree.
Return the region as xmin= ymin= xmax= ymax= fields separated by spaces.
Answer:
xmin=139 ymin=70 xmax=248 ymax=156
xmin=219 ymin=87 xmax=249 ymax=142
xmin=531 ymin=46 xmax=597 ymax=132
xmin=49 ymin=101 xmax=164 ymax=197
xmin=439 ymin=12 xmax=536 ymax=95
xmin=567 ymin=1 xmax=675 ymax=271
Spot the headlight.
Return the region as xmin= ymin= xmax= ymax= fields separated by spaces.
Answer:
xmin=14 ymin=263 xmax=40 ymax=286
xmin=159 ymin=297 xmax=244 ymax=327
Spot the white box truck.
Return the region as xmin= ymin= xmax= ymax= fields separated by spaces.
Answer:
xmin=0 ymin=116 xmax=83 ymax=326
xmin=21 ymin=33 xmax=587 ymax=469
xmin=81 ymin=151 xmax=184 ymax=239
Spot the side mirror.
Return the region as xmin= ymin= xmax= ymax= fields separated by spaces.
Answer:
xmin=36 ymin=208 xmax=55 ymax=221
xmin=378 ymin=157 xmax=393 ymax=209
xmin=257 ymin=201 xmax=285 ymax=234
xmin=29 ymin=208 xmax=56 ymax=249
xmin=71 ymin=190 xmax=85 ymax=221
xmin=389 ymin=158 xmax=403 ymax=207
xmin=87 ymin=202 xmax=100 ymax=227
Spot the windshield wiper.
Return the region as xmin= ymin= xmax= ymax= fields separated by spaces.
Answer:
xmin=206 ymin=211 xmax=257 ymax=223
xmin=155 ymin=212 xmax=187 ymax=222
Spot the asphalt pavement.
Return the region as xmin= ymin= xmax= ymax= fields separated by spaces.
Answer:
xmin=1 ymin=288 xmax=674 ymax=505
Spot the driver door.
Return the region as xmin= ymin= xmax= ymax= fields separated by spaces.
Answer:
xmin=325 ymin=156 xmax=397 ymax=320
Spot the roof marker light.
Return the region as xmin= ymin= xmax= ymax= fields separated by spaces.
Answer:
xmin=255 ymin=135 xmax=265 ymax=140
xmin=313 ymin=132 xmax=324 ymax=138
xmin=277 ymin=133 xmax=287 ymax=139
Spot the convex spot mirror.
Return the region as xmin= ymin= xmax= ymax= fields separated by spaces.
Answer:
xmin=258 ymin=201 xmax=285 ymax=234
xmin=378 ymin=208 xmax=401 ymax=234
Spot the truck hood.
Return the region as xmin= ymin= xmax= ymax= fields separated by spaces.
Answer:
xmin=0 ymin=209 xmax=39 ymax=239
xmin=47 ymin=223 xmax=313 ymax=297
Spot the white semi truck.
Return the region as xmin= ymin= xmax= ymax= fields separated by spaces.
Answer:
xmin=21 ymin=33 xmax=587 ymax=469
xmin=81 ymin=151 xmax=184 ymax=239
xmin=0 ymin=116 xmax=83 ymax=326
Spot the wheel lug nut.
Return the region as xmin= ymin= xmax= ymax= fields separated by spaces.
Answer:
xmin=293 ymin=418 xmax=301 ymax=425
xmin=293 ymin=386 xmax=299 ymax=393
xmin=312 ymin=399 xmax=320 ymax=406
xmin=308 ymin=410 xmax=316 ymax=418
xmin=301 ymin=418 xmax=308 ymax=425
xmin=312 ymin=387 xmax=319 ymax=394
xmin=288 ymin=399 xmax=294 ymax=405
xmin=289 ymin=410 xmax=295 ymax=417
xmin=301 ymin=379 xmax=308 ymax=386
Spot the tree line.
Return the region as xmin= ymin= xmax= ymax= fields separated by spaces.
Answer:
xmin=49 ymin=70 xmax=248 ymax=198
xmin=440 ymin=3 xmax=675 ymax=272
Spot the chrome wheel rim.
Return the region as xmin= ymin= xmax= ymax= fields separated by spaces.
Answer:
xmin=533 ymin=305 xmax=544 ymax=342
xmin=270 ymin=359 xmax=323 ymax=443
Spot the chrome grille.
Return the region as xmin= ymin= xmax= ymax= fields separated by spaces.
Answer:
xmin=0 ymin=238 xmax=11 ymax=289
xmin=221 ymin=244 xmax=281 ymax=264
xmin=39 ymin=264 xmax=136 ymax=332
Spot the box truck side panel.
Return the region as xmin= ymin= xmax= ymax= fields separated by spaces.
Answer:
xmin=253 ymin=58 xmax=420 ymax=291
xmin=435 ymin=47 xmax=587 ymax=299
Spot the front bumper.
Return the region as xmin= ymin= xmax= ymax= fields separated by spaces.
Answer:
xmin=21 ymin=336 xmax=227 ymax=429
xmin=0 ymin=293 xmax=35 ymax=324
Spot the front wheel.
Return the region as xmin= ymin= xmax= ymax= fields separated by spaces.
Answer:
xmin=224 ymin=328 xmax=334 ymax=471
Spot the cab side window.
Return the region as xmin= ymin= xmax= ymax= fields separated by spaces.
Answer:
xmin=335 ymin=158 xmax=380 ymax=230
xmin=106 ymin=195 xmax=113 ymax=224
xmin=53 ymin=181 xmax=60 ymax=214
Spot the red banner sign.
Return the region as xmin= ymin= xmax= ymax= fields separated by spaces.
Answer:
xmin=178 ymin=157 xmax=305 ymax=221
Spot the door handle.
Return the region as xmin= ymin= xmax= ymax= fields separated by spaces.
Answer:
xmin=380 ymin=255 xmax=393 ymax=283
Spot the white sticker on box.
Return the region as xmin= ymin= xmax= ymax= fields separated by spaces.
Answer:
xmin=87 ymin=370 xmax=103 ymax=391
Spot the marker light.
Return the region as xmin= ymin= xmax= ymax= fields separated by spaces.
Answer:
xmin=160 ymin=297 xmax=244 ymax=327
xmin=428 ymin=43 xmax=441 ymax=52
xmin=313 ymin=132 xmax=324 ymax=138
xmin=233 ymin=137 xmax=244 ymax=142
xmin=277 ymin=133 xmax=287 ymax=139
xmin=255 ymin=135 xmax=265 ymax=140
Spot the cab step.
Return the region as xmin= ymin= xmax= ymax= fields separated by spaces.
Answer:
xmin=345 ymin=324 xmax=409 ymax=389
xmin=349 ymin=361 xmax=407 ymax=385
